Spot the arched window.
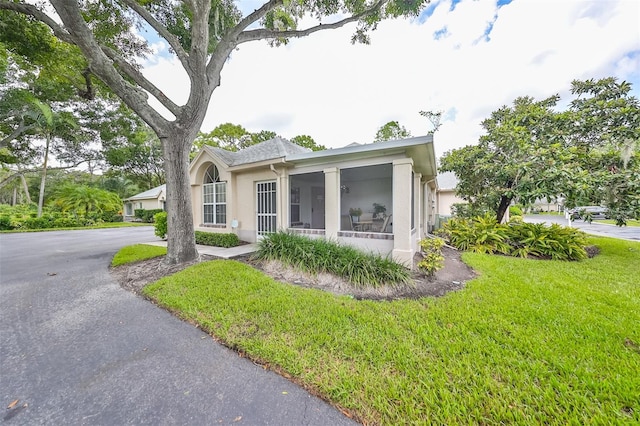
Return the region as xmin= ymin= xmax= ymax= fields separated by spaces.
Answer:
xmin=202 ymin=164 xmax=226 ymax=225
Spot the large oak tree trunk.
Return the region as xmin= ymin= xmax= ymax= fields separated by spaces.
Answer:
xmin=162 ymin=131 xmax=198 ymax=265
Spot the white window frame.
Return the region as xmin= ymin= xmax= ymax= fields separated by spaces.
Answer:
xmin=203 ymin=165 xmax=227 ymax=225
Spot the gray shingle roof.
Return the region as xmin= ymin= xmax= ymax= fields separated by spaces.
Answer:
xmin=125 ymin=184 xmax=166 ymax=201
xmin=205 ymin=137 xmax=311 ymax=166
xmin=437 ymin=172 xmax=458 ymax=190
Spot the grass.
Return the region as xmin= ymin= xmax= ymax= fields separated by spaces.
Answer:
xmin=141 ymin=237 xmax=640 ymax=424
xmin=1 ymin=222 xmax=152 ymax=233
xmin=594 ymin=219 xmax=640 ymax=227
xmin=111 ymin=244 xmax=167 ymax=266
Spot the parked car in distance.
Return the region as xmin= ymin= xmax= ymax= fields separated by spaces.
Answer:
xmin=568 ymin=206 xmax=608 ymax=220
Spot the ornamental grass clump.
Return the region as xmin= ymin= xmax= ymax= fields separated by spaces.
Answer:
xmin=255 ymin=231 xmax=410 ymax=288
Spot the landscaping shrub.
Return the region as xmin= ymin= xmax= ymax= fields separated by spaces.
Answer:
xmin=22 ymin=215 xmax=55 ymax=229
xmin=194 ymin=230 xmax=240 ymax=248
xmin=442 ymin=214 xmax=587 ymax=261
xmin=255 ymin=231 xmax=411 ymax=288
xmin=509 ymin=205 xmax=523 ymax=217
xmin=154 ymin=212 xmax=167 ymax=239
xmin=0 ymin=215 xmax=12 ymax=230
xmin=445 ymin=214 xmax=511 ymax=254
xmin=507 ymin=222 xmax=587 ymax=260
xmin=135 ymin=208 xmax=164 ymax=223
xmin=53 ymin=217 xmax=80 ymax=228
xmin=417 ymin=237 xmax=445 ymax=275
xmin=450 ymin=202 xmax=490 ymax=219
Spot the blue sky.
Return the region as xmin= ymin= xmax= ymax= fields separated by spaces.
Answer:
xmin=140 ymin=0 xmax=640 ymax=156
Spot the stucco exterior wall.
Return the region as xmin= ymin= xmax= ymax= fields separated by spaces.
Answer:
xmin=189 ymin=139 xmax=437 ymax=262
xmin=437 ymin=190 xmax=464 ymax=216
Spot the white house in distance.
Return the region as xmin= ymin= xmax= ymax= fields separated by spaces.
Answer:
xmin=435 ymin=171 xmax=464 ymax=225
xmin=123 ymin=184 xmax=166 ymax=221
xmin=188 ymin=136 xmax=438 ymax=265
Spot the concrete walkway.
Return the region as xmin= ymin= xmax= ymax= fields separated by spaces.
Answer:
xmin=145 ymin=241 xmax=258 ymax=258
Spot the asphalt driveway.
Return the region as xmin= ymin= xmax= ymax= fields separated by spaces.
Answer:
xmin=524 ymin=214 xmax=640 ymax=241
xmin=0 ymin=227 xmax=356 ymax=425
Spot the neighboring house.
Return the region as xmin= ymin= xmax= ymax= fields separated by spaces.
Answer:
xmin=123 ymin=184 xmax=166 ymax=221
xmin=436 ymin=171 xmax=464 ymax=224
xmin=530 ymin=197 xmax=563 ymax=213
xmin=189 ymin=136 xmax=438 ymax=265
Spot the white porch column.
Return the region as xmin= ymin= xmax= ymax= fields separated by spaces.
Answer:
xmin=415 ymin=173 xmax=422 ymax=242
xmin=191 ymin=183 xmax=201 ymax=226
xmin=392 ymin=159 xmax=414 ymax=265
xmin=324 ymin=167 xmax=340 ymax=239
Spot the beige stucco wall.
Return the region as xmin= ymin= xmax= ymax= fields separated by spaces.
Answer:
xmin=123 ymin=196 xmax=165 ymax=220
xmin=437 ymin=190 xmax=464 ymax=216
xmin=189 ymin=148 xmax=436 ymax=261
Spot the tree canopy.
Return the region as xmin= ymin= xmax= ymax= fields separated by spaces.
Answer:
xmin=192 ymin=123 xmax=326 ymax=155
xmin=440 ymin=77 xmax=640 ymax=225
xmin=374 ymin=120 xmax=412 ymax=142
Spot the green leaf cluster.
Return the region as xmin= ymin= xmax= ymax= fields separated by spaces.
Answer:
xmin=440 ymin=77 xmax=640 ymax=226
xmin=154 ymin=211 xmax=167 ymax=239
xmin=442 ymin=214 xmax=587 ymax=261
xmin=134 ymin=208 xmax=164 ymax=223
xmin=194 ymin=230 xmax=240 ymax=247
xmin=417 ymin=236 xmax=444 ymax=275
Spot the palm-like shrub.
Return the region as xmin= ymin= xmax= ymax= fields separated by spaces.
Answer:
xmin=445 ymin=214 xmax=511 ymax=254
xmin=442 ymin=215 xmax=587 ymax=261
xmin=51 ymin=184 xmax=121 ymax=218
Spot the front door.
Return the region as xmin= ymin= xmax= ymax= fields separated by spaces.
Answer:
xmin=256 ymin=181 xmax=277 ymax=238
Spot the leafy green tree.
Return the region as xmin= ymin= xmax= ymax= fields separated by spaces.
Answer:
xmin=441 ymin=78 xmax=640 ymax=225
xmin=291 ymin=134 xmax=326 ymax=151
xmin=563 ymin=78 xmax=640 ymax=223
xmin=103 ymin=128 xmax=165 ymax=191
xmin=374 ymin=121 xmax=412 ymax=142
xmin=441 ymin=95 xmax=564 ymax=223
xmin=193 ymin=123 xmax=251 ymax=153
xmin=1 ymin=0 xmax=432 ymax=264
xmin=250 ymin=130 xmax=278 ymax=145
xmin=51 ymin=183 xmax=121 ymax=217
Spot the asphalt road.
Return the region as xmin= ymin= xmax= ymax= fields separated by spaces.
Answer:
xmin=524 ymin=214 xmax=640 ymax=241
xmin=0 ymin=228 xmax=356 ymax=425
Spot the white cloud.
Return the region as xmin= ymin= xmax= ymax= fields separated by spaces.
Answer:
xmin=140 ymin=0 xmax=640 ymax=158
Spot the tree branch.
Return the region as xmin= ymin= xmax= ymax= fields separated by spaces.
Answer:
xmin=187 ymin=0 xmax=212 ymax=74
xmin=206 ymin=0 xmax=282 ymax=86
xmin=0 ymin=121 xmax=35 ymax=149
xmin=120 ymin=0 xmax=190 ymax=70
xmin=236 ymin=0 xmax=388 ymax=45
xmin=100 ymin=46 xmax=182 ymax=116
xmin=44 ymin=0 xmax=170 ymax=136
xmin=0 ymin=0 xmax=74 ymax=44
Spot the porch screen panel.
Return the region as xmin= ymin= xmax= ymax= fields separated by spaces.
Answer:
xmin=257 ymin=181 xmax=277 ymax=236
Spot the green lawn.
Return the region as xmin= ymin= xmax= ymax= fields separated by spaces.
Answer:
xmin=594 ymin=219 xmax=640 ymax=227
xmin=0 ymin=222 xmax=152 ymax=233
xmin=112 ymin=244 xmax=167 ymax=266
xmin=141 ymin=237 xmax=640 ymax=424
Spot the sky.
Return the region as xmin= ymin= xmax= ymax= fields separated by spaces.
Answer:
xmin=140 ymin=0 xmax=640 ymax=158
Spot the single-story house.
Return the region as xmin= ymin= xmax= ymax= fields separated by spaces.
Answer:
xmin=189 ymin=136 xmax=438 ymax=265
xmin=435 ymin=171 xmax=464 ymax=226
xmin=123 ymin=184 xmax=166 ymax=221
